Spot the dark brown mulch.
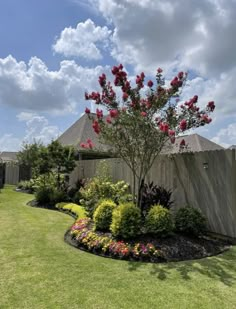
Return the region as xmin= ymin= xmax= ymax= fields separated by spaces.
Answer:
xmin=64 ymin=228 xmax=232 ymax=263
xmin=24 ymin=197 xmax=233 ymax=263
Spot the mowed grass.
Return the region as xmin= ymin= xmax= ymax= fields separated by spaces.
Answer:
xmin=0 ymin=186 xmax=236 ymax=309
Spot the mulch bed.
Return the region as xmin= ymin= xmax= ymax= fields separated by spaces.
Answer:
xmin=26 ymin=198 xmax=233 ymax=263
xmin=65 ymin=226 xmax=233 ymax=263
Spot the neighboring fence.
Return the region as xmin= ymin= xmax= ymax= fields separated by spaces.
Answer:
xmin=70 ymin=149 xmax=236 ymax=238
xmin=4 ymin=164 xmax=31 ymax=185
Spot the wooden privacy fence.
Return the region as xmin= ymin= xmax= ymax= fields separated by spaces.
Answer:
xmin=69 ymin=149 xmax=236 ymax=238
xmin=3 ymin=164 xmax=31 ymax=185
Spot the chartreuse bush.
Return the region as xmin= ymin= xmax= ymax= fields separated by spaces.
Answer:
xmin=93 ymin=199 xmax=116 ymax=231
xmin=80 ymin=178 xmax=129 ymax=218
xmin=110 ymin=203 xmax=141 ymax=239
xmin=145 ymin=205 xmax=173 ymax=236
xmin=56 ymin=202 xmax=86 ymax=219
xmin=175 ymin=206 xmax=207 ymax=236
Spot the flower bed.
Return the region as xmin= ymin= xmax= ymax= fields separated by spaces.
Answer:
xmin=69 ymin=218 xmax=165 ymax=262
xmin=66 ymin=218 xmax=232 ymax=263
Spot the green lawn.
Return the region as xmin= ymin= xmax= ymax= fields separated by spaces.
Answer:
xmin=1 ymin=186 xmax=236 ymax=309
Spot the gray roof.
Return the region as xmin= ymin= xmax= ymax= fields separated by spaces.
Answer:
xmin=229 ymin=145 xmax=236 ymax=149
xmin=57 ymin=113 xmax=111 ymax=154
xmin=161 ymin=133 xmax=224 ymax=154
xmin=0 ymin=151 xmax=18 ymax=162
xmin=58 ymin=114 xmax=224 ymax=156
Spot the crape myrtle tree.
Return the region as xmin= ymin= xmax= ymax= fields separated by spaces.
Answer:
xmin=82 ymin=64 xmax=215 ymax=207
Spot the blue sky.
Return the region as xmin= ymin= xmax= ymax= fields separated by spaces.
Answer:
xmin=1 ymin=0 xmax=236 ymax=151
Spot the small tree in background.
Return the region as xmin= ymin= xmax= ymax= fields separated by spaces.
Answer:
xmin=47 ymin=140 xmax=76 ymax=190
xmin=17 ymin=140 xmax=44 ymax=178
xmin=18 ymin=140 xmax=76 ymax=190
xmin=83 ymin=64 xmax=215 ymax=207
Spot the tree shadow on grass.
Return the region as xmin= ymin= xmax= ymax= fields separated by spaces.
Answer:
xmin=127 ymin=248 xmax=236 ymax=286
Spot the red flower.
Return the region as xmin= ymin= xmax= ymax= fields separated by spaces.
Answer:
xmin=80 ymin=142 xmax=88 ymax=149
xmin=168 ymin=129 xmax=175 ymax=136
xmin=110 ymin=109 xmax=119 ymax=118
xmin=111 ymin=66 xmax=119 ymax=75
xmin=159 ymin=122 xmax=169 ymax=133
xmin=179 ymin=119 xmax=187 ymax=131
xmin=96 ymin=108 xmax=103 ymax=119
xmin=147 ymin=80 xmax=153 ymax=87
xmin=180 ymin=139 xmax=186 ymax=147
xmin=92 ymin=120 xmax=101 ymax=134
xmin=141 ymin=111 xmax=147 ymax=117
xmin=207 ymin=101 xmax=215 ymax=111
xmin=192 ymin=95 xmax=198 ymax=103
xmin=122 ymin=92 xmax=129 ymax=101
xmin=178 ymin=71 xmax=184 ymax=79
xmin=106 ymin=116 xmax=112 ymax=124
xmin=87 ymin=139 xmax=94 ymax=149
xmin=157 ymin=68 xmax=163 ymax=73
xmin=85 ymin=107 xmax=90 ymax=114
xmin=98 ymin=73 xmax=106 ymax=86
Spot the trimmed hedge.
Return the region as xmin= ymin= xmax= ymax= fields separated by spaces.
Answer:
xmin=56 ymin=202 xmax=86 ymax=219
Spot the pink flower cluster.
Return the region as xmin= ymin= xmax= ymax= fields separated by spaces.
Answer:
xmin=83 ymin=63 xmax=215 ymax=149
xmin=70 ymin=218 xmax=164 ymax=261
xmin=80 ymin=139 xmax=94 ymax=149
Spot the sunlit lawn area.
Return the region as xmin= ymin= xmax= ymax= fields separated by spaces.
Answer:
xmin=0 ymin=185 xmax=236 ymax=309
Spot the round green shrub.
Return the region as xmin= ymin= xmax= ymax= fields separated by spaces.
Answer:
xmin=145 ymin=205 xmax=173 ymax=236
xmin=93 ymin=199 xmax=116 ymax=231
xmin=175 ymin=206 xmax=207 ymax=236
xmin=110 ymin=203 xmax=141 ymax=239
xmin=35 ymin=187 xmax=54 ymax=205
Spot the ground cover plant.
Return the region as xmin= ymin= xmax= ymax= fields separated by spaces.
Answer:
xmin=1 ymin=186 xmax=236 ymax=309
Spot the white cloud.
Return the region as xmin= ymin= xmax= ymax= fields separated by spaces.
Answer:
xmin=211 ymin=123 xmax=236 ymax=148
xmin=17 ymin=112 xmax=37 ymax=121
xmin=0 ymin=55 xmax=111 ymax=113
xmin=0 ymin=134 xmax=21 ymax=152
xmin=90 ymin=0 xmax=236 ymax=77
xmin=53 ymin=19 xmax=111 ymax=60
xmin=23 ymin=115 xmax=59 ymax=143
xmin=0 ymin=114 xmax=62 ymax=151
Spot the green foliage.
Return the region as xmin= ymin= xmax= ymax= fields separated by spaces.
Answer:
xmin=175 ymin=206 xmax=207 ymax=236
xmin=145 ymin=205 xmax=173 ymax=236
xmin=56 ymin=202 xmax=86 ymax=219
xmin=17 ymin=140 xmax=43 ymax=177
xmin=33 ymin=172 xmax=64 ymax=191
xmin=80 ymin=178 xmax=129 ymax=218
xmin=17 ymin=180 xmax=35 ymax=192
xmin=67 ymin=179 xmax=86 ymax=203
xmin=35 ymin=187 xmax=54 ymax=206
xmin=93 ymin=199 xmax=116 ymax=231
xmin=95 ymin=160 xmax=112 ymax=181
xmin=47 ymin=140 xmax=76 ymax=190
xmin=140 ymin=182 xmax=173 ymax=217
xmin=110 ymin=203 xmax=141 ymax=239
xmin=49 ymin=190 xmax=68 ymax=204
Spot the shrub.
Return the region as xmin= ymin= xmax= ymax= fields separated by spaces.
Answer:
xmin=17 ymin=179 xmax=35 ymax=192
xmin=80 ymin=178 xmax=129 ymax=218
xmin=140 ymin=182 xmax=173 ymax=217
xmin=49 ymin=189 xmax=68 ymax=204
xmin=35 ymin=187 xmax=54 ymax=205
xmin=56 ymin=202 xmax=87 ymax=219
xmin=67 ymin=179 xmax=86 ymax=201
xmin=93 ymin=199 xmax=116 ymax=231
xmin=175 ymin=206 xmax=207 ymax=236
xmin=145 ymin=205 xmax=173 ymax=236
xmin=110 ymin=203 xmax=141 ymax=239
